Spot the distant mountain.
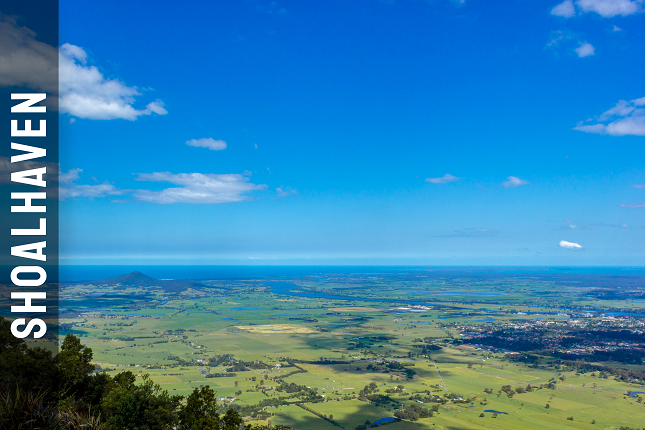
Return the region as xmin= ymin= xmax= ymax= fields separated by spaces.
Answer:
xmin=100 ymin=271 xmax=208 ymax=293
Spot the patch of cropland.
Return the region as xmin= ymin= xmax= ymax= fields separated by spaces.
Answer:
xmin=56 ymin=269 xmax=645 ymax=430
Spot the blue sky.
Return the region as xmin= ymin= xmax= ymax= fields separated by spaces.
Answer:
xmin=47 ymin=0 xmax=645 ymax=265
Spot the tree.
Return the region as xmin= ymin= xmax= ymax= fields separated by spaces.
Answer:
xmin=179 ymin=385 xmax=219 ymax=430
xmin=0 ymin=317 xmax=57 ymax=395
xmin=221 ymin=408 xmax=242 ymax=430
xmin=102 ymin=373 xmax=181 ymax=430
xmin=57 ymin=333 xmax=95 ymax=394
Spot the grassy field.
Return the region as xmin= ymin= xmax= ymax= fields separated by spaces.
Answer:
xmin=58 ymin=273 xmax=645 ymax=430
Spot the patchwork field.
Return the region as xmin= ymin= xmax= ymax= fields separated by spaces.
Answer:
xmin=58 ymin=269 xmax=645 ymax=429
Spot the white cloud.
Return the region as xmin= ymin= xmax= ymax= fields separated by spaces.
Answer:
xmin=0 ymin=156 xmax=59 ymax=185
xmin=276 ymin=187 xmax=298 ymax=197
xmin=132 ymin=172 xmax=267 ymax=204
xmin=0 ymin=21 xmax=168 ymax=121
xmin=551 ymin=0 xmax=644 ymax=17
xmin=574 ymin=96 xmax=645 ymax=136
xmin=564 ymin=221 xmax=631 ymax=229
xmin=575 ymin=42 xmax=595 ymax=57
xmin=613 ymin=24 xmax=622 ymax=31
xmin=559 ymin=240 xmax=583 ymax=250
xmin=547 ymin=30 xmax=573 ymax=47
xmin=620 ymin=202 xmax=645 ymax=208
xmin=502 ymin=176 xmax=529 ymax=188
xmin=631 ymin=184 xmax=645 ymax=189
xmin=551 ymin=0 xmax=576 ymax=17
xmin=545 ymin=31 xmax=592 ymax=58
xmin=59 ymin=168 xmax=123 ymax=200
xmin=59 ymin=43 xmax=168 ymax=120
xmin=426 ymin=173 xmax=460 ymax=184
xmin=576 ymin=0 xmax=643 ymax=17
xmin=186 ymin=138 xmax=227 ymax=151
xmin=0 ymin=14 xmax=58 ymax=93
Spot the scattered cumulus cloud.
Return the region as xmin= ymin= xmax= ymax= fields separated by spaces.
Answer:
xmin=574 ymin=96 xmax=645 ymax=136
xmin=426 ymin=173 xmax=460 ymax=184
xmin=0 ymin=14 xmax=58 ymax=93
xmin=276 ymin=187 xmax=297 ymax=197
xmin=575 ymin=42 xmax=595 ymax=57
xmin=59 ymin=43 xmax=168 ymax=120
xmin=613 ymin=24 xmax=622 ymax=31
xmin=0 ymin=156 xmax=58 ymax=185
xmin=551 ymin=0 xmax=576 ymax=17
xmin=562 ymin=221 xmax=630 ymax=229
xmin=551 ymin=0 xmax=644 ymax=17
xmin=559 ymin=240 xmax=583 ymax=250
xmin=186 ymin=138 xmax=227 ymax=151
xmin=577 ymin=0 xmax=643 ymax=17
xmin=502 ymin=176 xmax=529 ymax=188
xmin=547 ymin=30 xmax=573 ymax=47
xmin=132 ymin=172 xmax=267 ymax=204
xmin=59 ymin=168 xmax=123 ymax=200
xmin=545 ymin=31 xmax=592 ymax=58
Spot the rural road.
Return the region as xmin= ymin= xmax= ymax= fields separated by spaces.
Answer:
xmin=432 ymin=361 xmax=447 ymax=391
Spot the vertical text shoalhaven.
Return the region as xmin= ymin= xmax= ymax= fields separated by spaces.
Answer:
xmin=9 ymin=93 xmax=49 ymax=339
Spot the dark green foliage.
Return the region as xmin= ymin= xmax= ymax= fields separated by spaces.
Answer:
xmin=393 ymin=404 xmax=433 ymax=421
xmin=101 ymin=372 xmax=181 ymax=430
xmin=0 ymin=318 xmax=58 ymax=396
xmin=0 ymin=317 xmax=255 ymax=430
xmin=179 ymin=386 xmax=219 ymax=430
xmin=57 ymin=334 xmax=95 ymax=394
xmin=221 ymin=408 xmax=243 ymax=430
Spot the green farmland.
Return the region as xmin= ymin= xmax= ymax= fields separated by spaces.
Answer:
xmin=58 ymin=269 xmax=645 ymax=429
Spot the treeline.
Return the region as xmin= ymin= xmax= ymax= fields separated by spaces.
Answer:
xmin=557 ymin=360 xmax=645 ymax=383
xmin=204 ymin=372 xmax=237 ymax=378
xmin=553 ymin=349 xmax=645 ymax=365
xmin=365 ymin=361 xmax=416 ymax=379
xmin=0 ymin=317 xmax=290 ymax=430
xmin=394 ymin=404 xmax=433 ymax=421
xmin=288 ymin=359 xmax=351 ymax=365
xmin=207 ymin=354 xmax=271 ymax=371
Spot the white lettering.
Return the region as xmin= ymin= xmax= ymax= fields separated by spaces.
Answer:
xmin=11 ymin=218 xmax=46 ymax=236
xmin=11 ymin=266 xmax=47 ymax=286
xmin=11 ymin=192 xmax=47 ymax=212
xmin=11 ymin=119 xmax=46 ymax=137
xmin=11 ymin=93 xmax=47 ymax=113
xmin=11 ymin=142 xmax=46 ymax=163
xmin=10 ymin=319 xmax=47 ymax=339
xmin=11 ymin=167 xmax=47 ymax=187
xmin=11 ymin=241 xmax=47 ymax=262
xmin=11 ymin=292 xmax=47 ymax=312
